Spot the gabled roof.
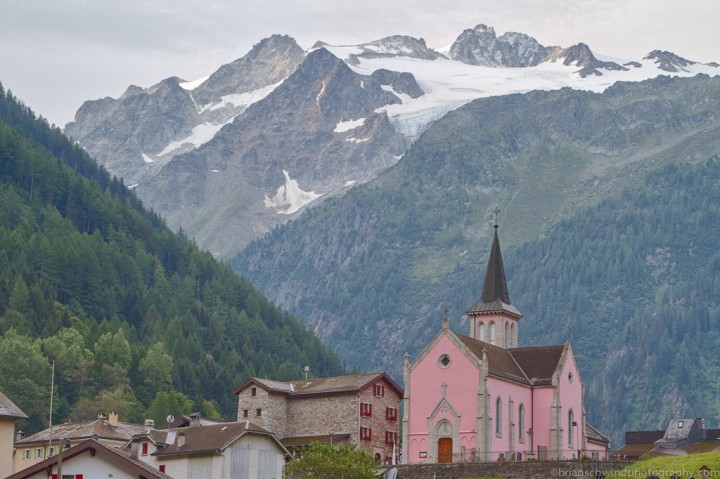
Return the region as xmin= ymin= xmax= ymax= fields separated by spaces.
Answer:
xmin=456 ymin=334 xmax=528 ymax=384
xmin=234 ymin=372 xmax=403 ymax=398
xmin=509 ymin=345 xmax=567 ymax=386
xmin=16 ymin=417 xmax=146 ymax=445
xmin=586 ymin=423 xmax=611 ymax=445
xmin=153 ymin=421 xmax=288 ymax=457
xmin=0 ymin=391 xmax=27 ymax=419
xmin=6 ymin=439 xmax=172 ymax=479
xmin=455 ymin=333 xmax=565 ymax=386
xmin=467 ymin=226 xmax=522 ymax=318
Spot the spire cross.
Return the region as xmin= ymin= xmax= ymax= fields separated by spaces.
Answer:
xmin=441 ymin=382 xmax=448 ymax=396
xmin=492 ymin=207 xmax=500 ymax=228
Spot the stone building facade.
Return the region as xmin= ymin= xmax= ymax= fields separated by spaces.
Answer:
xmin=234 ymin=373 xmax=403 ymax=462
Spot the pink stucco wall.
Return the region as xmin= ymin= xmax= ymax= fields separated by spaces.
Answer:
xmin=531 ymin=386 xmax=553 ymax=457
xmin=407 ymin=334 xmax=605 ymax=463
xmin=407 ymin=334 xmax=479 ymax=462
xmin=486 ymin=377 xmax=532 ymax=460
xmin=557 ymin=347 xmax=584 ymax=460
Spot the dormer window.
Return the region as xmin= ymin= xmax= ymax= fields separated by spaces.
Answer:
xmin=678 ymin=421 xmax=684 ymax=428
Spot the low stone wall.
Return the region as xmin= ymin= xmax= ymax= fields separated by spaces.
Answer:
xmin=394 ymin=460 xmax=623 ymax=479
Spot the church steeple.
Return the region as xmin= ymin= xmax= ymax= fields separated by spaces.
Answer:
xmin=480 ymin=225 xmax=511 ymax=305
xmin=467 ymin=211 xmax=522 ymax=348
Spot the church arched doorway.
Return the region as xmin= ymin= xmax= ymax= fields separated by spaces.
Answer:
xmin=438 ymin=437 xmax=453 ymax=463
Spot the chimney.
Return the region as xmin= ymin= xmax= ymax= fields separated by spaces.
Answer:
xmin=97 ymin=412 xmax=106 ymax=420
xmin=108 ymin=411 xmax=119 ymax=427
xmin=144 ymin=419 xmax=155 ymax=432
xmin=130 ymin=436 xmax=140 ymax=459
xmin=189 ymin=412 xmax=201 ymax=427
xmin=16 ymin=430 xmax=24 ymax=442
xmin=177 ymin=432 xmax=186 ymax=448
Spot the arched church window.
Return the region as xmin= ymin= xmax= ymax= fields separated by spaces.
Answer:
xmin=505 ymin=322 xmax=510 ymax=347
xmin=510 ymin=323 xmax=516 ymax=347
xmin=489 ymin=322 xmax=496 ymax=345
xmin=495 ymin=396 xmax=502 ymax=437
xmin=518 ymin=404 xmax=525 ymax=442
xmin=568 ymin=409 xmax=575 ymax=447
xmin=478 ymin=321 xmax=485 ymax=342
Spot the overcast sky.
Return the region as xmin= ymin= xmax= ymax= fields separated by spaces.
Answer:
xmin=1 ymin=0 xmax=718 ymax=127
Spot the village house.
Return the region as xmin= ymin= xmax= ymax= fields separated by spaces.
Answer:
xmin=1 ymin=390 xmax=27 ymax=479
xmin=124 ymin=420 xmax=289 ymax=479
xmin=234 ymin=372 xmax=403 ymax=463
xmin=12 ymin=412 xmax=148 ymax=474
xmin=6 ymin=439 xmax=172 ymax=479
xmin=612 ymin=418 xmax=720 ymax=460
xmin=402 ymin=223 xmax=610 ymax=463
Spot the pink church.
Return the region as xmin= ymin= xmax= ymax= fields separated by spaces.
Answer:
xmin=401 ymin=224 xmax=610 ymax=463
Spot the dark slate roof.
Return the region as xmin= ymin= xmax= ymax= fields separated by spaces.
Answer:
xmin=6 ymin=439 xmax=172 ymax=479
xmin=153 ymin=421 xmax=286 ymax=457
xmin=234 ymin=372 xmax=403 ymax=398
xmin=624 ymin=430 xmax=665 ymax=445
xmin=456 ymin=334 xmax=528 ymax=384
xmin=455 ymin=334 xmax=565 ymax=386
xmin=586 ymin=423 xmax=611 ymax=445
xmin=706 ymin=429 xmax=720 ymax=440
xmin=467 ymin=227 xmax=522 ymax=318
xmin=0 ymin=391 xmax=27 ymax=419
xmin=656 ymin=418 xmax=699 ymax=442
xmin=509 ymin=345 xmax=566 ymax=386
xmin=16 ymin=417 xmax=146 ymax=445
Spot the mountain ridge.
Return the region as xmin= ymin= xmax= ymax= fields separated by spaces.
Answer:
xmin=65 ymin=24 xmax=719 ymax=258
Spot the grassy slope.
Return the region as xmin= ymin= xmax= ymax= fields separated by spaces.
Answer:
xmin=610 ymin=452 xmax=720 ymax=478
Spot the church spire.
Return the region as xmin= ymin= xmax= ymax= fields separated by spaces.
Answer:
xmin=480 ymin=224 xmax=511 ymax=304
xmin=467 ymin=210 xmax=521 ymax=319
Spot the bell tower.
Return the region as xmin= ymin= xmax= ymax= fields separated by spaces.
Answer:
xmin=467 ymin=210 xmax=522 ymax=348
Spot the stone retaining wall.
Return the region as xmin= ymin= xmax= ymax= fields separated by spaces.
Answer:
xmin=394 ymin=460 xmax=623 ymax=479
